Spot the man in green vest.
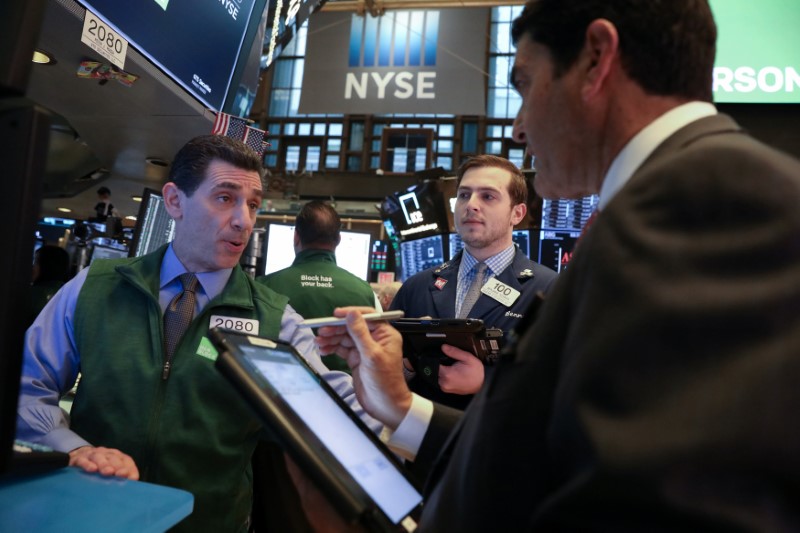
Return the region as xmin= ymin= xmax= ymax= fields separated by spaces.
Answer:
xmin=257 ymin=200 xmax=381 ymax=372
xmin=17 ymin=135 xmax=376 ymax=532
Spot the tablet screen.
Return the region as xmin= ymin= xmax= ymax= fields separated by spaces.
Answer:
xmin=214 ymin=331 xmax=422 ymax=528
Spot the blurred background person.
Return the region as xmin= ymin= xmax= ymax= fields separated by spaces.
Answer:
xmin=29 ymin=245 xmax=70 ymax=325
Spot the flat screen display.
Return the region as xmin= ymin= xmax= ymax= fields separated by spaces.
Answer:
xmin=370 ymin=240 xmax=391 ymax=272
xmin=399 ymin=234 xmax=444 ymax=282
xmin=263 ymin=224 xmax=372 ymax=281
xmin=129 ymin=189 xmax=175 ymax=258
xmin=77 ymin=0 xmax=268 ymax=112
xmin=383 ymin=181 xmax=449 ymax=241
xmin=36 ymin=218 xmax=76 ymax=243
xmin=537 ymin=195 xmax=598 ymax=272
xmin=448 ymin=229 xmax=530 ymax=260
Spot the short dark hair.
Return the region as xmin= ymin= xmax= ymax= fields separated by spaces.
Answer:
xmin=456 ymin=155 xmax=528 ymax=207
xmin=168 ymin=134 xmax=264 ymax=196
xmin=295 ymin=200 xmax=341 ymax=248
xmin=97 ymin=186 xmax=111 ymax=196
xmin=512 ymin=0 xmax=717 ymax=102
xmin=34 ymin=245 xmax=70 ymax=283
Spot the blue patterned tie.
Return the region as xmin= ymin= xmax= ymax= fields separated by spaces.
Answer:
xmin=162 ymin=273 xmax=198 ymax=377
xmin=458 ymin=262 xmax=488 ymax=318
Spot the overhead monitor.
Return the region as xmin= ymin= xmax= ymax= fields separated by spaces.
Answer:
xmin=263 ymin=223 xmax=372 ymax=281
xmin=399 ymin=234 xmax=444 ymax=282
xmin=382 ymin=180 xmax=450 ymax=241
xmin=129 ymin=189 xmax=175 ymax=258
xmin=76 ymin=0 xmax=269 ymax=113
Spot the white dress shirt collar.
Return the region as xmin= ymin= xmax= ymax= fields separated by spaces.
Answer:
xmin=598 ymin=101 xmax=717 ymax=210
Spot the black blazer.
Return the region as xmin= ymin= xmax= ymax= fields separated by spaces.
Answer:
xmin=392 ymin=248 xmax=557 ymax=409
xmin=417 ymin=114 xmax=800 ymax=531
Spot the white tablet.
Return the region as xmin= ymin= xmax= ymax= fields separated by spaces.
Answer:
xmin=210 ymin=328 xmax=423 ymax=532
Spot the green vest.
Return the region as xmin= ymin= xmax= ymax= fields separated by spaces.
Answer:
xmin=70 ymin=246 xmax=288 ymax=533
xmin=257 ymin=249 xmax=376 ymax=371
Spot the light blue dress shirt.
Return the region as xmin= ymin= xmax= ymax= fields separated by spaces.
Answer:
xmin=455 ymin=244 xmax=517 ymax=318
xmin=17 ymin=244 xmax=378 ymax=451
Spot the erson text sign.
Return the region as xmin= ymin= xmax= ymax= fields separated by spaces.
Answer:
xmin=711 ymin=0 xmax=800 ymax=103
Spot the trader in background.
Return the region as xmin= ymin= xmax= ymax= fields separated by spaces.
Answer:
xmin=17 ymin=135 xmax=376 ymax=533
xmin=257 ymin=200 xmax=382 ymax=373
xmin=390 ymin=154 xmax=557 ymax=409
xmin=90 ymin=185 xmax=119 ymax=222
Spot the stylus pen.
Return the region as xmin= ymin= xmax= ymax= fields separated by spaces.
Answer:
xmin=299 ymin=310 xmax=405 ymax=328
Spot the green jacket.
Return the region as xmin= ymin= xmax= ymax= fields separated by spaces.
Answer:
xmin=257 ymin=249 xmax=376 ymax=371
xmin=70 ymin=246 xmax=288 ymax=533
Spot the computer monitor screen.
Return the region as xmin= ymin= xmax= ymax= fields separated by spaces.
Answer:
xmin=537 ymin=196 xmax=599 ymax=272
xmin=383 ymin=181 xmax=450 ymax=241
xmin=448 ymin=229 xmax=531 ymax=260
xmin=90 ymin=244 xmax=129 ymax=264
xmin=512 ymin=229 xmax=531 ymax=258
xmin=263 ymin=223 xmax=295 ymax=275
xmin=263 ymin=224 xmax=372 ymax=281
xmin=129 ymin=189 xmax=176 ymax=258
xmin=370 ymin=239 xmax=392 ymax=273
xmin=36 ymin=217 xmax=76 ymax=243
xmin=399 ymin=234 xmax=444 ymax=282
xmin=448 ymin=233 xmax=463 ymax=260
xmin=336 ymin=230 xmax=371 ymax=281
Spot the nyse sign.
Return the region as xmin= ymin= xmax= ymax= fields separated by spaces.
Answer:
xmin=345 ymin=72 xmax=435 ymax=100
xmin=300 ymin=10 xmax=487 ymax=115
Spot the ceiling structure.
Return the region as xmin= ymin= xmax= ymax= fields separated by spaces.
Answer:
xmin=29 ymin=0 xmax=523 ymax=221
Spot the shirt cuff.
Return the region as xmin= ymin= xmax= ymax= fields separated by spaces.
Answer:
xmin=380 ymin=393 xmax=433 ymax=462
xmin=38 ymin=427 xmax=91 ymax=453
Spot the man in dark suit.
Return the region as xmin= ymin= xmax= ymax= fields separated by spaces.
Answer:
xmin=391 ymin=155 xmax=557 ymax=409
xmin=300 ymin=0 xmax=800 ymax=530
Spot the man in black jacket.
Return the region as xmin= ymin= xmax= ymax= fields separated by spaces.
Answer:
xmin=301 ymin=0 xmax=800 ymax=530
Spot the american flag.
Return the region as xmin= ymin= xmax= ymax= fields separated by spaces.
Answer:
xmin=211 ymin=111 xmax=247 ymax=140
xmin=243 ymin=126 xmax=265 ymax=154
xmin=212 ymin=112 xmax=269 ymax=156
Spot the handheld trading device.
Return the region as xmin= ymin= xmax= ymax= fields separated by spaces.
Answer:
xmin=391 ymin=318 xmax=503 ymax=387
xmin=210 ymin=328 xmax=422 ymax=532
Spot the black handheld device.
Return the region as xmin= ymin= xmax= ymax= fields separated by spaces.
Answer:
xmin=391 ymin=318 xmax=503 ymax=386
xmin=210 ymin=328 xmax=423 ymax=532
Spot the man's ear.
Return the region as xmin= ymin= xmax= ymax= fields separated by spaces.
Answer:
xmin=581 ymin=19 xmax=619 ymax=102
xmin=162 ymin=182 xmax=183 ymax=220
xmin=511 ymin=202 xmax=527 ymax=226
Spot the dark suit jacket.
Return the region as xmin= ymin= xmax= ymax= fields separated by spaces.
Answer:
xmin=417 ymin=114 xmax=800 ymax=531
xmin=392 ymin=248 xmax=557 ymax=408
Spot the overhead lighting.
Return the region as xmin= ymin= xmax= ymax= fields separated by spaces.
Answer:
xmin=125 ymin=216 xmax=137 ymax=221
xmin=32 ymin=49 xmax=56 ymax=65
xmin=131 ymin=195 xmax=143 ymax=202
xmin=57 ymin=207 xmax=72 ymax=213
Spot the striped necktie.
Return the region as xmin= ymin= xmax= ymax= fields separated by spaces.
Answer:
xmin=162 ymin=273 xmax=199 ymax=378
xmin=458 ymin=262 xmax=488 ymax=318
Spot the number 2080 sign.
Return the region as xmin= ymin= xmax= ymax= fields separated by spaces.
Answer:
xmin=81 ymin=10 xmax=129 ymax=70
